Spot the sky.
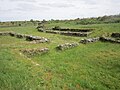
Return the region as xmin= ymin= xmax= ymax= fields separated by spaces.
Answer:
xmin=0 ymin=0 xmax=120 ymax=21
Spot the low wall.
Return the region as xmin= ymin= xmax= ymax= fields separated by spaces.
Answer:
xmin=20 ymin=48 xmax=49 ymax=56
xmin=52 ymin=28 xmax=94 ymax=32
xmin=100 ymin=36 xmax=120 ymax=43
xmin=111 ymin=33 xmax=120 ymax=38
xmin=57 ymin=43 xmax=79 ymax=50
xmin=39 ymin=30 xmax=91 ymax=37
xmin=60 ymin=31 xmax=91 ymax=37
xmin=80 ymin=37 xmax=100 ymax=44
xmin=0 ymin=31 xmax=49 ymax=43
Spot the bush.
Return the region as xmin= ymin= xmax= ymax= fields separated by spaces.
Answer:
xmin=53 ymin=26 xmax=61 ymax=30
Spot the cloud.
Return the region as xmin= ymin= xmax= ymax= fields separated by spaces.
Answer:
xmin=83 ymin=0 xmax=98 ymax=5
xmin=0 ymin=2 xmax=49 ymax=13
xmin=1 ymin=0 xmax=36 ymax=2
xmin=39 ymin=3 xmax=75 ymax=8
xmin=0 ymin=0 xmax=120 ymax=21
xmin=16 ymin=3 xmax=49 ymax=12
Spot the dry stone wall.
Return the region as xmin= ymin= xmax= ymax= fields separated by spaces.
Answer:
xmin=37 ymin=26 xmax=93 ymax=37
xmin=52 ymin=27 xmax=94 ymax=32
xmin=111 ymin=33 xmax=120 ymax=38
xmin=57 ymin=43 xmax=79 ymax=50
xmin=25 ymin=35 xmax=49 ymax=43
xmin=80 ymin=36 xmax=120 ymax=44
xmin=0 ymin=31 xmax=49 ymax=43
xmin=39 ymin=30 xmax=91 ymax=37
xmin=60 ymin=31 xmax=91 ymax=37
xmin=0 ymin=32 xmax=11 ymax=36
xmin=80 ymin=37 xmax=100 ymax=44
xmin=100 ymin=36 xmax=120 ymax=43
xmin=20 ymin=48 xmax=49 ymax=56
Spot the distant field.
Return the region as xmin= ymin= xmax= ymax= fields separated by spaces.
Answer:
xmin=0 ymin=23 xmax=120 ymax=90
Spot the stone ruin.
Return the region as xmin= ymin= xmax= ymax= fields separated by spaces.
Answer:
xmin=0 ymin=32 xmax=11 ymax=36
xmin=98 ymin=32 xmax=120 ymax=44
xmin=37 ymin=26 xmax=94 ymax=37
xmin=20 ymin=48 xmax=49 ymax=56
xmin=100 ymin=36 xmax=120 ymax=43
xmin=38 ymin=28 xmax=44 ymax=32
xmin=52 ymin=27 xmax=94 ymax=32
xmin=60 ymin=31 xmax=91 ymax=37
xmin=45 ymin=30 xmax=60 ymax=34
xmin=111 ymin=33 xmax=120 ymax=38
xmin=25 ymin=35 xmax=49 ymax=43
xmin=0 ymin=31 xmax=49 ymax=43
xmin=80 ymin=35 xmax=120 ymax=44
xmin=80 ymin=37 xmax=100 ymax=44
xmin=37 ymin=22 xmax=45 ymax=32
xmin=9 ymin=32 xmax=26 ymax=38
xmin=39 ymin=30 xmax=91 ymax=37
xmin=57 ymin=43 xmax=79 ymax=50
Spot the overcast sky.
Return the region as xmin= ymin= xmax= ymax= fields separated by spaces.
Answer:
xmin=0 ymin=0 xmax=120 ymax=21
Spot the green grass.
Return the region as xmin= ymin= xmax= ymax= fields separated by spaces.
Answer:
xmin=0 ymin=23 xmax=120 ymax=90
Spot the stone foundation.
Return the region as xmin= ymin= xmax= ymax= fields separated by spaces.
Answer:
xmin=57 ymin=43 xmax=79 ymax=50
xmin=80 ymin=37 xmax=100 ymax=44
xmin=0 ymin=31 xmax=49 ymax=43
xmin=20 ymin=48 xmax=49 ymax=56
xmin=100 ymin=36 xmax=120 ymax=43
xmin=52 ymin=27 xmax=94 ymax=32
xmin=39 ymin=30 xmax=91 ymax=37
xmin=0 ymin=32 xmax=11 ymax=36
xmin=111 ymin=33 xmax=120 ymax=38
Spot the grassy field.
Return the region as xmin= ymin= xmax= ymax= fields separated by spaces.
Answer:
xmin=0 ymin=23 xmax=120 ymax=90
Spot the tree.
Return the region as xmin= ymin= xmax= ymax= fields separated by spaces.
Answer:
xmin=42 ymin=19 xmax=47 ymax=23
xmin=30 ymin=19 xmax=34 ymax=22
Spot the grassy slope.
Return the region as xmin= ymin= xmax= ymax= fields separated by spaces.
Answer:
xmin=0 ymin=23 xmax=120 ymax=90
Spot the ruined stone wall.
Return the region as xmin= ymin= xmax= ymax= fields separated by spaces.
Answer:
xmin=111 ymin=33 xmax=120 ymax=38
xmin=100 ymin=36 xmax=120 ymax=43
xmin=80 ymin=37 xmax=100 ymax=44
xmin=20 ymin=48 xmax=49 ymax=56
xmin=52 ymin=28 xmax=94 ymax=32
xmin=0 ymin=31 xmax=49 ymax=43
xmin=57 ymin=43 xmax=79 ymax=50
xmin=39 ymin=30 xmax=91 ymax=37
xmin=80 ymin=36 xmax=120 ymax=44
xmin=37 ymin=26 xmax=93 ymax=37
xmin=0 ymin=32 xmax=11 ymax=36
xmin=60 ymin=31 xmax=91 ymax=37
